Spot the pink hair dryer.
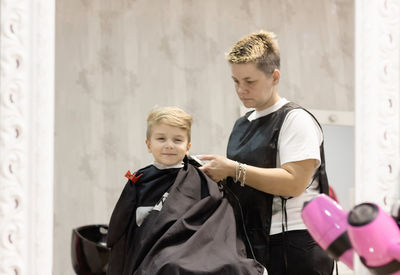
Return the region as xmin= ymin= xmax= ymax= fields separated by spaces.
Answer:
xmin=347 ymin=202 xmax=400 ymax=274
xmin=301 ymin=194 xmax=354 ymax=269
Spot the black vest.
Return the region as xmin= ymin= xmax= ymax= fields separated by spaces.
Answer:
xmin=226 ymin=102 xmax=329 ymax=266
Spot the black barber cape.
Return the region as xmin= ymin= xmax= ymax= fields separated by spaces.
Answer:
xmin=106 ymin=162 xmax=265 ymax=275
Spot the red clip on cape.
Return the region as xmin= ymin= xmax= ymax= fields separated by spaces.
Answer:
xmin=125 ymin=170 xmax=142 ymax=184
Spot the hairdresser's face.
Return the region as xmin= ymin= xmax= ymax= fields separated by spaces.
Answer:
xmin=146 ymin=123 xmax=190 ymax=166
xmin=231 ymin=63 xmax=280 ymax=111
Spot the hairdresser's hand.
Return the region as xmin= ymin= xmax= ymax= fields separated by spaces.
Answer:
xmin=198 ymin=155 xmax=236 ymax=182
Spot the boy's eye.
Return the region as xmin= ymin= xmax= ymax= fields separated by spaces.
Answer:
xmin=156 ymin=137 xmax=165 ymax=141
xmin=174 ymin=139 xmax=183 ymax=143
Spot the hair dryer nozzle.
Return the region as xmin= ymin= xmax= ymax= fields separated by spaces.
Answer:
xmin=301 ymin=194 xmax=353 ymax=270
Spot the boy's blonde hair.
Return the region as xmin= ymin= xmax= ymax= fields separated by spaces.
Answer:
xmin=226 ymin=30 xmax=280 ymax=76
xmin=146 ymin=106 xmax=193 ymax=142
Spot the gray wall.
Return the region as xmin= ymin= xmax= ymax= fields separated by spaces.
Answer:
xmin=55 ymin=0 xmax=354 ymax=273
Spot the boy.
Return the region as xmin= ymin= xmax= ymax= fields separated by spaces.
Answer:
xmin=106 ymin=106 xmax=266 ymax=275
xmin=106 ymin=106 xmax=192 ymax=274
xmin=134 ymin=106 xmax=193 ymax=227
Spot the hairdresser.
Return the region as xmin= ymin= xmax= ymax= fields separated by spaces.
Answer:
xmin=199 ymin=30 xmax=334 ymax=275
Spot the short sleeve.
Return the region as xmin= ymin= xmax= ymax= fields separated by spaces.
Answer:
xmin=277 ymin=109 xmax=323 ymax=167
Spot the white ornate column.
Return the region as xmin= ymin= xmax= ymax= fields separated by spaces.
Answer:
xmin=355 ymin=0 xmax=399 ymax=274
xmin=0 ymin=0 xmax=55 ymax=274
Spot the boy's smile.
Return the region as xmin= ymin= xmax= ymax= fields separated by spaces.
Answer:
xmin=146 ymin=123 xmax=191 ymax=166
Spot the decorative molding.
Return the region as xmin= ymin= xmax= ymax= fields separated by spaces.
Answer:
xmin=355 ymin=0 xmax=399 ymax=272
xmin=0 ymin=1 xmax=29 ymax=274
xmin=355 ymin=0 xmax=399 ymax=208
xmin=0 ymin=0 xmax=55 ymax=274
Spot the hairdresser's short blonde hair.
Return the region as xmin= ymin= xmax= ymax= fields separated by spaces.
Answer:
xmin=146 ymin=106 xmax=193 ymax=142
xmin=226 ymin=30 xmax=280 ymax=75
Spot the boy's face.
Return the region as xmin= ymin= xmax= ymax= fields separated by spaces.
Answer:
xmin=146 ymin=123 xmax=191 ymax=166
xmin=231 ymin=63 xmax=280 ymax=111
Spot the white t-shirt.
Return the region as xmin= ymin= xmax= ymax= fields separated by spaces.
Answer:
xmin=247 ymin=98 xmax=323 ymax=235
